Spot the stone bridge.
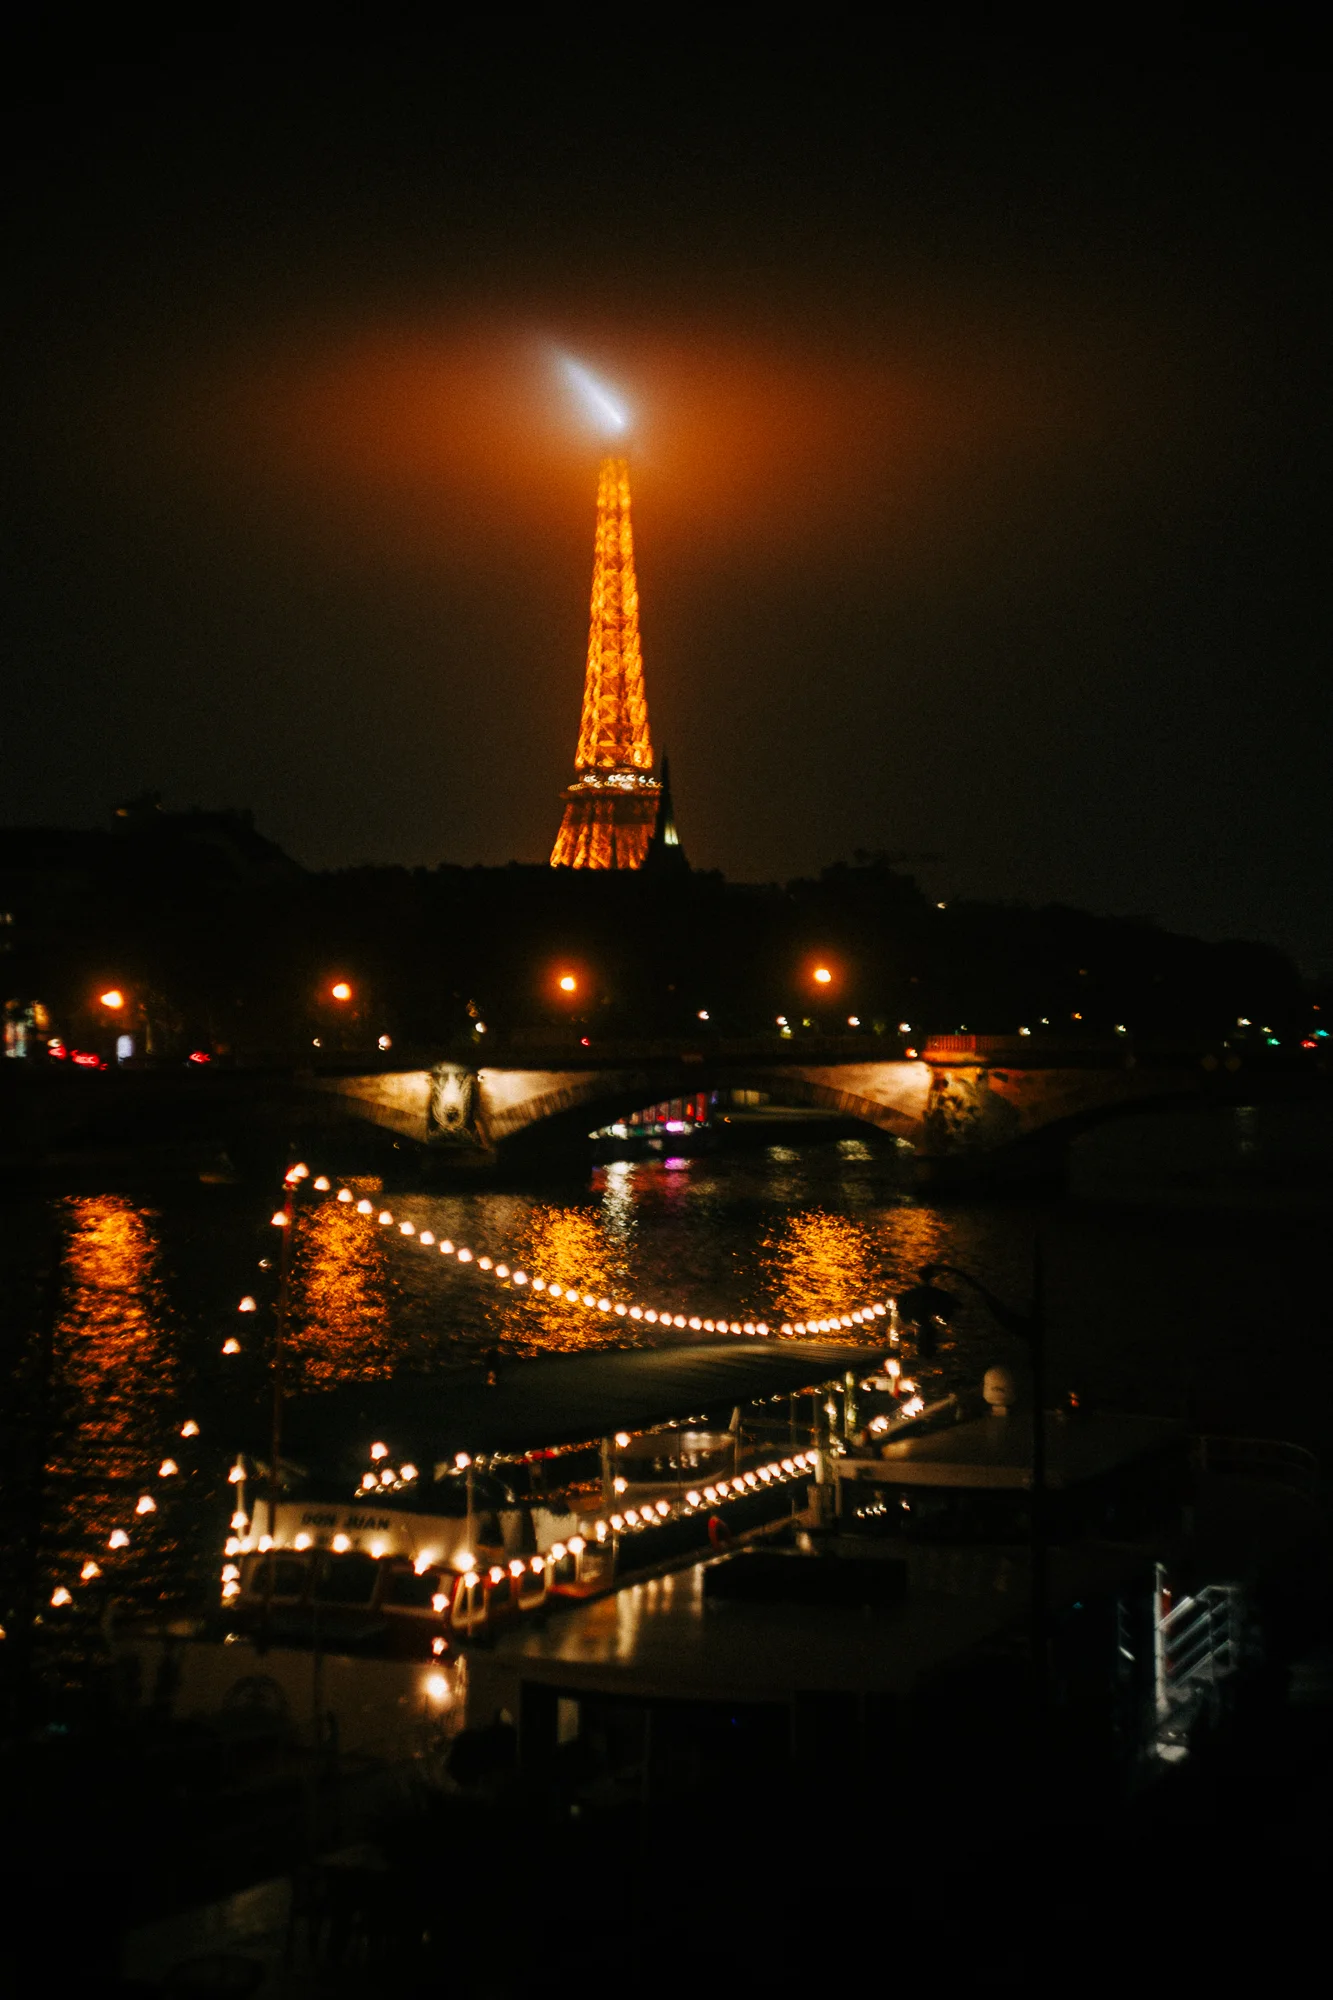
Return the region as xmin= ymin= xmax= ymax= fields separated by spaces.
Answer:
xmin=306 ymin=1034 xmax=1277 ymax=1186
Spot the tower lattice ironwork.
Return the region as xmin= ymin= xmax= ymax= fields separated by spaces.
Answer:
xmin=550 ymin=457 xmax=661 ymax=868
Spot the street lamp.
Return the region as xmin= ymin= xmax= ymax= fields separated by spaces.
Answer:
xmin=99 ymin=989 xmax=125 ymax=1011
xmin=330 ymin=981 xmax=353 ymax=1003
xmin=812 ymin=966 xmax=833 ymax=986
xmin=557 ymin=974 xmax=577 ymax=994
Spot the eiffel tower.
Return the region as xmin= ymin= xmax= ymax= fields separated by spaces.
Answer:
xmin=549 ymin=457 xmax=669 ymax=869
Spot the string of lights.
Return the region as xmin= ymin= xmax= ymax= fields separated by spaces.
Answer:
xmin=213 ymin=1160 xmax=902 ymax=1354
xmin=39 ymin=1412 xmax=205 ymax=1619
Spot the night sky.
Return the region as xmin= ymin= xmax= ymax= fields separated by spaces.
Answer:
xmin=3 ymin=32 xmax=1330 ymax=971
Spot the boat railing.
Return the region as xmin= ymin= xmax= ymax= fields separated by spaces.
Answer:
xmin=1161 ymin=1585 xmax=1242 ymax=1693
xmin=449 ymin=1572 xmax=495 ymax=1635
xmin=515 ymin=1561 xmax=550 ymax=1613
xmin=1196 ymin=1434 xmax=1321 ymax=1502
xmin=1154 ymin=1581 xmax=1250 ymax=1761
xmin=449 ymin=1559 xmax=551 ymax=1634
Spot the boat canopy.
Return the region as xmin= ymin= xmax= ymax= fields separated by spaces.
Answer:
xmin=270 ymin=1340 xmax=878 ymax=1474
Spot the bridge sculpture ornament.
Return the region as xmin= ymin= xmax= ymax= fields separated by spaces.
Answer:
xmin=920 ymin=1061 xmax=1024 ymax=1158
xmin=427 ymin=1061 xmax=485 ymax=1148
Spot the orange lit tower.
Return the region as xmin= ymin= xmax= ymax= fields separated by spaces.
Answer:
xmin=550 ymin=457 xmax=662 ymax=868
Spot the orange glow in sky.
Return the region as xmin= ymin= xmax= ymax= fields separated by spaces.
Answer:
xmin=181 ymin=318 xmax=1071 ymax=582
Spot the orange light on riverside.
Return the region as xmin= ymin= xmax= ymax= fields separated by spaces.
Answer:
xmin=330 ymin=982 xmax=353 ymax=1002
xmin=558 ymin=974 xmax=578 ymax=993
xmin=812 ymin=967 xmax=833 ymax=986
xmin=99 ymin=989 xmax=125 ymax=1010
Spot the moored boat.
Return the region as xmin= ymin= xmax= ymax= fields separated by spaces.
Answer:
xmin=221 ymin=1343 xmax=874 ymax=1654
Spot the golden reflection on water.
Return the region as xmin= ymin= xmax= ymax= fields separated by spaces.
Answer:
xmin=763 ymin=1210 xmax=881 ymax=1329
xmin=761 ymin=1204 xmax=961 ymax=1390
xmin=46 ymin=1197 xmax=184 ymax=1610
xmin=288 ymin=1187 xmax=399 ymax=1387
xmin=874 ymin=1205 xmax=951 ymax=1293
xmin=490 ymin=1204 xmax=639 ymax=1356
xmin=763 ymin=1204 xmax=957 ymax=1321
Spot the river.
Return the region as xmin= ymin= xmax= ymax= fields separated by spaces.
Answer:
xmin=4 ymin=1113 xmax=1331 ymax=1639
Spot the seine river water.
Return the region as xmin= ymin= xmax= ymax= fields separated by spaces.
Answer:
xmin=7 ymin=1116 xmax=1332 ymax=1627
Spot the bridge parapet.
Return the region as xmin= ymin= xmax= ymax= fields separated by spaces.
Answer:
xmin=301 ymin=1031 xmax=1227 ymax=1077
xmin=300 ymin=1039 xmax=1321 ymax=1187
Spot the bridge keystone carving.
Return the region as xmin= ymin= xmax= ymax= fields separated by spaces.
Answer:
xmin=427 ymin=1061 xmax=485 ymax=1148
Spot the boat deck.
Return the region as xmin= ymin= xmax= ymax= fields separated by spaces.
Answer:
xmin=492 ymin=1550 xmax=1012 ymax=1701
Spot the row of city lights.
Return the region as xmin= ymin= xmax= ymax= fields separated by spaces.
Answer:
xmin=85 ymin=982 xmax=1327 ymax=1055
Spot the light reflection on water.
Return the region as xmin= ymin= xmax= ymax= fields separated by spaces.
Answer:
xmin=318 ymin=1149 xmax=995 ymax=1388
xmin=495 ymin=1205 xmax=630 ymax=1355
xmin=766 ymin=1211 xmax=886 ymax=1322
xmin=42 ymin=1198 xmax=193 ymax=1637
xmin=289 ymin=1183 xmax=397 ymax=1387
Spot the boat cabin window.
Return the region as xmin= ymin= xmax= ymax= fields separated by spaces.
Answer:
xmin=382 ymin=1569 xmax=437 ymax=1609
xmin=314 ymin=1552 xmax=380 ymax=1605
xmin=250 ymin=1554 xmax=309 ymax=1600
xmin=428 ymin=1471 xmax=516 ymax=1517
xmin=847 ymin=1486 xmax=1033 ymax=1543
xmin=620 ymin=1431 xmax=732 ymax=1483
xmin=270 ymin=1556 xmax=309 ymax=1599
xmin=842 ymin=1440 xmax=1191 ymax=1545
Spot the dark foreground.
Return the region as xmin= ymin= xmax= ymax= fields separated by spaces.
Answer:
xmin=3 ymin=1616 xmax=1330 ymax=1997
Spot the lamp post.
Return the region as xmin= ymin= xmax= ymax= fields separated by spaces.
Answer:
xmin=806 ymin=962 xmax=834 ymax=1033
xmin=897 ymin=1246 xmax=1049 ymax=1747
xmin=552 ymin=969 xmax=585 ymax=1041
xmin=98 ymin=986 xmax=131 ymax=1061
xmin=260 ymin=1178 xmax=294 ymax=1650
xmin=316 ymin=979 xmax=357 ymax=1056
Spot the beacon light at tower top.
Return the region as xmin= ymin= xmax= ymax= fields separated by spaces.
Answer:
xmin=558 ymin=354 xmax=630 ymax=437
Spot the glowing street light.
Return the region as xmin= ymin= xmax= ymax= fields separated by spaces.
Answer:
xmin=330 ymin=981 xmax=352 ymax=1002
xmin=99 ymin=989 xmax=125 ymax=1010
xmin=558 ymin=974 xmax=577 ymax=994
xmin=812 ymin=967 xmax=833 ymax=986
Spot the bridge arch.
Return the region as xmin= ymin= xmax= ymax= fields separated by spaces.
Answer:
xmin=480 ymin=1063 xmax=928 ymax=1155
xmin=305 ymin=1049 xmax=1307 ymax=1188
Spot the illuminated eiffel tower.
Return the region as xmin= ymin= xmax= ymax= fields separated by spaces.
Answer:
xmin=549 ymin=457 xmax=665 ymax=869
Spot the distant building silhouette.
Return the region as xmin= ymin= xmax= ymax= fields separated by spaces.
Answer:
xmin=642 ymin=753 xmax=689 ymax=875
